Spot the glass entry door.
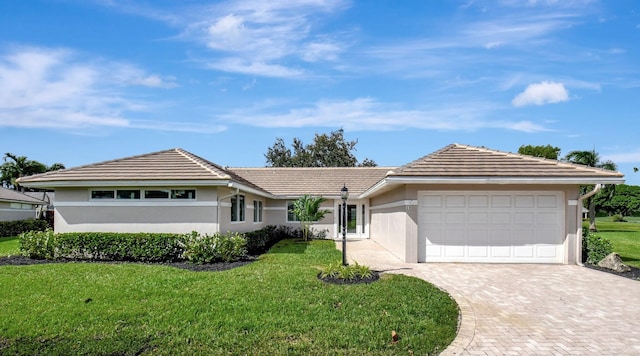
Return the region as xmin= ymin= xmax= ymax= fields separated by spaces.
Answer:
xmin=346 ymin=204 xmax=357 ymax=233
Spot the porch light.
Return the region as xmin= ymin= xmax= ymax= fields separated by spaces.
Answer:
xmin=341 ymin=184 xmax=349 ymax=266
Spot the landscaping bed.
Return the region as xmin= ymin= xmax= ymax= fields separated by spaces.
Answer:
xmin=584 ymin=263 xmax=640 ymax=281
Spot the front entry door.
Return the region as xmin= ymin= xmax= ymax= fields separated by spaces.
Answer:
xmin=347 ymin=204 xmax=357 ymax=233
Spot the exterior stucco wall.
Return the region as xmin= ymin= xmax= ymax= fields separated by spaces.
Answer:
xmin=54 ymin=187 xmax=219 ymax=234
xmin=218 ymin=188 xmax=268 ymax=233
xmin=0 ymin=201 xmax=38 ymax=222
xmin=263 ymin=199 xmax=336 ymax=237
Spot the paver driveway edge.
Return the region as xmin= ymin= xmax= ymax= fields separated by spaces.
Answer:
xmin=335 ymin=239 xmax=476 ymax=355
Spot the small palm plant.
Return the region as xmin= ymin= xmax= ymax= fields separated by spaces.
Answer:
xmin=291 ymin=194 xmax=331 ymax=241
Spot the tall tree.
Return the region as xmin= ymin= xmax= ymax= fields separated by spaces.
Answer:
xmin=564 ymin=149 xmax=617 ymax=232
xmin=1 ymin=153 xmax=65 ymax=191
xmin=593 ymin=184 xmax=640 ymax=217
xmin=518 ymin=144 xmax=561 ymax=160
xmin=265 ymin=128 xmax=377 ymax=167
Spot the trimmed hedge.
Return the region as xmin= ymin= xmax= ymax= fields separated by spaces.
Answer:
xmin=245 ymin=225 xmax=302 ymax=255
xmin=19 ymin=226 xmax=303 ymax=264
xmin=0 ymin=219 xmax=48 ymax=238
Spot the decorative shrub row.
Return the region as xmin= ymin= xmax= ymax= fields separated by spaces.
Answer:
xmin=244 ymin=225 xmax=302 ymax=255
xmin=582 ymin=233 xmax=613 ymax=264
xmin=19 ymin=226 xmax=304 ymax=264
xmin=0 ymin=219 xmax=49 ymax=238
xmin=181 ymin=231 xmax=247 ymax=264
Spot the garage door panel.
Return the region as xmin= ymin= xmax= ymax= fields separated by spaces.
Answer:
xmin=419 ymin=191 xmax=564 ymax=263
xmin=468 ymin=212 xmax=489 ymax=224
xmin=515 ymin=195 xmax=535 ymax=208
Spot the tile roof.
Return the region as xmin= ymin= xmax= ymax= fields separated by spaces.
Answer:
xmin=0 ymin=187 xmax=46 ymax=204
xmin=388 ymin=144 xmax=625 ymax=178
xmin=16 ymin=149 xmax=266 ymax=193
xmin=230 ymin=167 xmax=394 ymax=197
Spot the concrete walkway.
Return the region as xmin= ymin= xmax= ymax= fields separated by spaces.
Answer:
xmin=338 ymin=239 xmax=640 ymax=355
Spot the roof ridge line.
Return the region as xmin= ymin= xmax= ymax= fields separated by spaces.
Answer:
xmin=175 ymin=148 xmax=231 ymax=179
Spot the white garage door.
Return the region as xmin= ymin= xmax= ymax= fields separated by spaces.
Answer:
xmin=418 ymin=191 xmax=564 ymax=263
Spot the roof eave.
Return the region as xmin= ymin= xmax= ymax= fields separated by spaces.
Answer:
xmin=17 ymin=179 xmax=237 ymax=189
xmin=359 ymin=176 xmax=626 ymax=198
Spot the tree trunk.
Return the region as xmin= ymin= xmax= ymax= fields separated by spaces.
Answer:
xmin=588 ymin=197 xmax=597 ymax=232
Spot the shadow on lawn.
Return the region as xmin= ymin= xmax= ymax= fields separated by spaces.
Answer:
xmin=267 ymin=239 xmax=310 ymax=254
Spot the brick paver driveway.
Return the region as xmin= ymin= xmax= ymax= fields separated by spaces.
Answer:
xmin=341 ymin=239 xmax=640 ymax=355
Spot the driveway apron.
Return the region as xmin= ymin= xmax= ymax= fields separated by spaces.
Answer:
xmin=339 ymin=239 xmax=640 ymax=355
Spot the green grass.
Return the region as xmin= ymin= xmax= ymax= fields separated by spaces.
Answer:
xmin=589 ymin=218 xmax=640 ymax=268
xmin=0 ymin=239 xmax=459 ymax=355
xmin=0 ymin=236 xmax=19 ymax=256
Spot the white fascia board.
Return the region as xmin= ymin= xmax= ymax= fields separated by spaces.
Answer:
xmin=359 ymin=176 xmax=625 ymax=198
xmin=226 ymin=182 xmax=273 ymax=199
xmin=18 ymin=180 xmax=234 ymax=189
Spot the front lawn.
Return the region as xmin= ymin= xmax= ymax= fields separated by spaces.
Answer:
xmin=590 ymin=218 xmax=640 ymax=268
xmin=0 ymin=239 xmax=459 ymax=355
xmin=0 ymin=236 xmax=19 ymax=256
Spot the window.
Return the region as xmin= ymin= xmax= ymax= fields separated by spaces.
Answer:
xmin=287 ymin=201 xmax=300 ymax=222
xmin=253 ymin=200 xmax=263 ymax=222
xmin=117 ymin=190 xmax=140 ymax=199
xmin=91 ymin=190 xmax=115 ymax=199
xmin=145 ymin=190 xmax=170 ymax=199
xmin=10 ymin=203 xmax=33 ymax=210
xmin=231 ymin=194 xmax=245 ymax=222
xmin=171 ymin=189 xmax=196 ymax=199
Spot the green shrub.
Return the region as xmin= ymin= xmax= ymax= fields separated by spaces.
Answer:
xmin=19 ymin=229 xmax=56 ymax=259
xmin=0 ymin=219 xmax=48 ymax=238
xmin=611 ymin=214 xmax=626 ymax=222
xmin=181 ymin=231 xmax=247 ymax=264
xmin=245 ymin=225 xmax=302 ymax=255
xmin=582 ymin=233 xmax=613 ymax=264
xmin=319 ymin=261 xmax=374 ymax=280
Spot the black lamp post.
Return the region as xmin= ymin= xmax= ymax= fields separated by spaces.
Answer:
xmin=340 ymin=184 xmax=349 ymax=266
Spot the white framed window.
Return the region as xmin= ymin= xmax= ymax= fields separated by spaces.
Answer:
xmin=10 ymin=203 xmax=33 ymax=210
xmin=231 ymin=194 xmax=245 ymax=222
xmin=116 ymin=190 xmax=141 ymax=199
xmin=287 ymin=201 xmax=300 ymax=222
xmin=90 ymin=188 xmax=196 ymax=201
xmin=253 ymin=200 xmax=263 ymax=222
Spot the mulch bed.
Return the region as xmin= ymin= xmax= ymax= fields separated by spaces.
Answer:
xmin=0 ymin=255 xmax=257 ymax=272
xmin=318 ymin=271 xmax=380 ymax=285
xmin=584 ymin=263 xmax=640 ymax=281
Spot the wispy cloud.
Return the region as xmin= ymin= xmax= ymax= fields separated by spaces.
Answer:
xmin=0 ymin=46 xmax=213 ymax=133
xmin=219 ymin=97 xmax=550 ymax=133
xmin=173 ymin=0 xmax=350 ymax=77
xmin=512 ymin=81 xmax=569 ymax=107
xmin=602 ymin=151 xmax=640 ymax=163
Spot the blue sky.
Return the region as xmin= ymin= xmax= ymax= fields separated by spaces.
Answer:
xmin=1 ymin=0 xmax=639 ymax=185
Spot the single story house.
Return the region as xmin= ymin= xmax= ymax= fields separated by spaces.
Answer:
xmin=17 ymin=144 xmax=624 ymax=264
xmin=0 ymin=186 xmax=47 ymax=222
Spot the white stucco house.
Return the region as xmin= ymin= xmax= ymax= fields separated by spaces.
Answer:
xmin=0 ymin=187 xmax=46 ymax=222
xmin=17 ymin=144 xmax=624 ymax=265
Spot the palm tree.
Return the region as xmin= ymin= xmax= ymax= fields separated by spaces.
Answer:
xmin=1 ymin=153 xmax=64 ymax=191
xmin=564 ymin=150 xmax=617 ymax=232
xmin=291 ymin=195 xmax=332 ymax=241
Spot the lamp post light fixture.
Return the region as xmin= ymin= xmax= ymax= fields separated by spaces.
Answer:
xmin=340 ymin=184 xmax=349 ymax=266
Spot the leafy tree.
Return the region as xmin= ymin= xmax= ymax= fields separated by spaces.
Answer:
xmin=594 ymin=184 xmax=640 ymax=217
xmin=1 ymin=153 xmax=65 ymax=191
xmin=265 ymin=128 xmax=377 ymax=167
xmin=518 ymin=144 xmax=561 ymax=160
xmin=290 ymin=195 xmax=331 ymax=241
xmin=564 ymin=149 xmax=617 ymax=232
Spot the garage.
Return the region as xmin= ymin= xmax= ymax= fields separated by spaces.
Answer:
xmin=418 ymin=191 xmax=565 ymax=263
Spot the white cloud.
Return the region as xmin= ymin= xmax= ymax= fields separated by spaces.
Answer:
xmin=512 ymin=81 xmax=569 ymax=107
xmin=178 ymin=0 xmax=349 ymax=77
xmin=0 ymin=46 xmax=206 ymax=133
xmin=219 ymin=97 xmax=550 ymax=133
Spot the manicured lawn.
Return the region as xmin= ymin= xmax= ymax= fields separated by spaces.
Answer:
xmin=0 ymin=239 xmax=459 ymax=355
xmin=0 ymin=236 xmax=19 ymax=256
xmin=589 ymin=218 xmax=640 ymax=268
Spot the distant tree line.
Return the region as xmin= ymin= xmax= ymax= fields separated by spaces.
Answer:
xmin=1 ymin=153 xmax=65 ymax=192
